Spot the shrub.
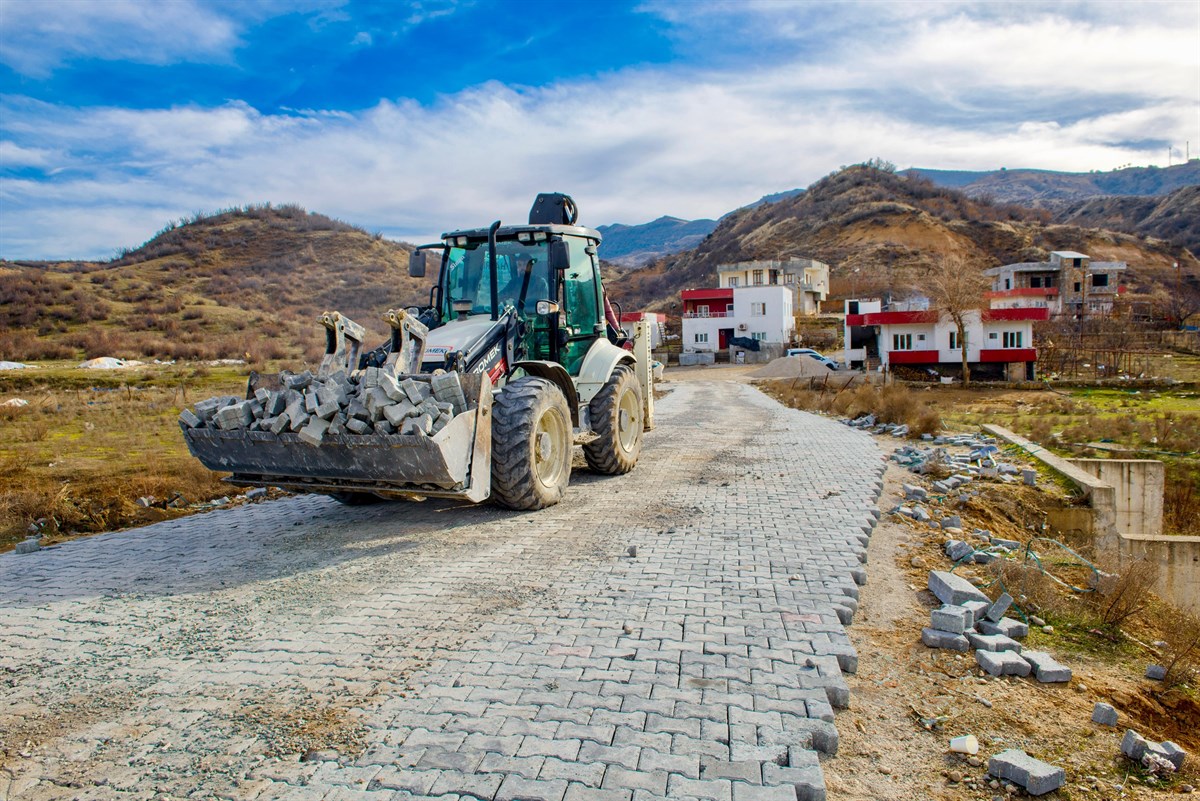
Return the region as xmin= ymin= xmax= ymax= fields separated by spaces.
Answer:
xmin=1087 ymin=559 xmax=1158 ymax=628
xmin=1161 ymin=610 xmax=1200 ymax=687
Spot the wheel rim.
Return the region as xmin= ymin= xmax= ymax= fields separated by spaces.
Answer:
xmin=534 ymin=406 xmax=568 ymax=488
xmin=617 ymin=386 xmax=642 ymax=453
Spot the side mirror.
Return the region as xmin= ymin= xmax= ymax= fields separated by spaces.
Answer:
xmin=548 ymin=240 xmax=570 ymax=272
xmin=409 ymin=249 xmax=428 ymax=278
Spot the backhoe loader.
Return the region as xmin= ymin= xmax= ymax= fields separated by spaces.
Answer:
xmin=182 ymin=193 xmax=653 ymax=510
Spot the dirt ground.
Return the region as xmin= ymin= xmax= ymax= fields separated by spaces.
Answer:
xmin=826 ymin=439 xmax=1199 ymax=799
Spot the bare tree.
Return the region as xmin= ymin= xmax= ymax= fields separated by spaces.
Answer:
xmin=922 ymin=255 xmax=991 ymax=387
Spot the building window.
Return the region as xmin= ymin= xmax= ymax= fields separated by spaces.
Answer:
xmin=751 ymin=332 xmax=766 ymax=341
xmin=752 ymin=269 xmax=764 ymax=285
xmin=1003 ymin=331 xmax=1023 ymax=348
xmin=989 ymin=332 xmax=999 ymax=340
xmin=726 ymin=303 xmax=734 ymax=313
xmin=917 ymin=333 xmax=926 ymax=342
xmin=769 ymin=270 xmax=779 ymax=284
xmin=1074 ymin=282 xmax=1082 ymax=292
xmin=893 ymin=333 xmax=913 ymax=350
xmin=695 ymin=333 xmax=708 ymax=343
xmin=751 ymin=302 xmax=766 ymax=316
xmin=1030 ymin=277 xmax=1042 ymax=288
xmin=728 ymin=277 xmax=738 ymax=288
xmin=848 ymin=301 xmax=860 ymax=314
xmin=1005 ymin=278 xmax=1011 ymax=290
xmin=783 ymin=273 xmax=795 ymax=284
xmin=949 ymin=331 xmax=961 ymax=349
xmin=697 ymin=305 xmax=709 ymax=317
xmin=1091 ymin=273 xmax=1109 ymax=287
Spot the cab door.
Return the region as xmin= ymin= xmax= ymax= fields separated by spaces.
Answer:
xmin=556 ymin=236 xmax=603 ymax=375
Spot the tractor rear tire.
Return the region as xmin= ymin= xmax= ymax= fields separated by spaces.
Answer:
xmin=491 ymin=377 xmax=572 ymax=510
xmin=583 ymin=364 xmax=643 ymax=475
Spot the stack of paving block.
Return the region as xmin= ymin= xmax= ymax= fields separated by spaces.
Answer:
xmin=919 ymin=571 xmax=1072 ymax=684
xmin=179 ymin=368 xmax=471 ymax=446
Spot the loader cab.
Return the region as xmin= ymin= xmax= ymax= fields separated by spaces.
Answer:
xmin=435 ymin=225 xmax=603 ymax=375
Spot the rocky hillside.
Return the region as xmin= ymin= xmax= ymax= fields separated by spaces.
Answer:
xmin=596 ymin=215 xmax=717 ymax=267
xmin=605 ymin=165 xmax=1200 ymax=315
xmin=1057 ymin=185 xmax=1200 ymax=256
xmin=906 ymin=161 xmax=1200 ymax=206
xmin=0 ymin=204 xmax=425 ymax=364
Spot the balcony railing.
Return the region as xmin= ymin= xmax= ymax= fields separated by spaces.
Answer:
xmin=683 ymin=311 xmax=731 ymax=319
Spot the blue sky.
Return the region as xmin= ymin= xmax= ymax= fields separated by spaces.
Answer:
xmin=1 ymin=0 xmax=1197 ymax=259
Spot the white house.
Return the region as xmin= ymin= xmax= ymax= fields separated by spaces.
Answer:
xmin=716 ymin=258 xmax=830 ymax=315
xmin=843 ymin=298 xmax=1047 ymax=381
xmin=984 ymin=250 xmax=1127 ymax=318
xmin=619 ymin=312 xmax=664 ymax=348
xmin=681 ymin=285 xmax=794 ymax=352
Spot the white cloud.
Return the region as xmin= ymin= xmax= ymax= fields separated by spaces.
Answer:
xmin=0 ymin=0 xmax=241 ymax=77
xmin=1 ymin=3 xmax=1197 ymax=259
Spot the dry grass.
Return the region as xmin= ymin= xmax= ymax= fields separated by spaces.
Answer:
xmin=763 ymin=380 xmax=942 ymax=438
xmin=1087 ymin=558 xmax=1159 ymax=628
xmin=0 ymin=366 xmax=250 ymax=551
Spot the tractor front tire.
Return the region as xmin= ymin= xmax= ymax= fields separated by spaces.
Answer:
xmin=583 ymin=364 xmax=643 ymax=475
xmin=491 ymin=377 xmax=572 ymax=510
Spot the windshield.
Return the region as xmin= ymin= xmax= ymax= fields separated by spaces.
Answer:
xmin=442 ymin=238 xmax=551 ymax=320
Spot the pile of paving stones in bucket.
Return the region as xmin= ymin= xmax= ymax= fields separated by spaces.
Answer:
xmin=179 ymin=367 xmax=470 ymax=445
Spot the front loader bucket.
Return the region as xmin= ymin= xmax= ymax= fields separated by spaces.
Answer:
xmin=183 ymin=374 xmax=492 ymax=503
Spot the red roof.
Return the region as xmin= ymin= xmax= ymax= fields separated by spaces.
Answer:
xmin=619 ymin=312 xmax=659 ymax=322
xmin=681 ymin=288 xmax=734 ymax=301
xmin=982 ymin=308 xmax=1050 ymax=321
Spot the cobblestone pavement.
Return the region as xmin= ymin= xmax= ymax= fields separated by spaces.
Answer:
xmin=1 ymin=380 xmax=884 ymax=801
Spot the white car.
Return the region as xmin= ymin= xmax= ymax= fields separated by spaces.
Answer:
xmin=785 ymin=348 xmax=840 ymax=370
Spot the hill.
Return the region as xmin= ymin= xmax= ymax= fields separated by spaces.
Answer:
xmin=0 ymin=204 xmax=425 ymax=365
xmin=905 ymin=161 xmax=1200 ymax=206
xmin=1057 ymin=185 xmax=1200 ymax=256
xmin=605 ymin=164 xmax=1199 ymax=315
xmin=596 ymin=215 xmax=717 ymax=267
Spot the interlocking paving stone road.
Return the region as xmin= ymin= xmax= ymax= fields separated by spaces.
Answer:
xmin=1 ymin=380 xmax=884 ymax=801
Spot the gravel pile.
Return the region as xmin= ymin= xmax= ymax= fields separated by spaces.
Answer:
xmin=179 ymin=367 xmax=471 ymax=445
xmin=749 ymin=354 xmax=836 ymax=379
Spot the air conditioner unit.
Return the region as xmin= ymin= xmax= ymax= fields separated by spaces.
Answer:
xmin=737 ymin=323 xmax=748 ymax=331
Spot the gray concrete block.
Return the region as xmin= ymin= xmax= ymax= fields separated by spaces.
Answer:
xmin=930 ymin=605 xmax=972 ymax=634
xmin=298 ymin=417 xmax=331 ymax=446
xmin=14 ymin=538 xmax=40 ymax=554
xmin=977 ymin=617 xmax=1028 ymax=639
xmin=988 ymin=749 xmax=1064 ymax=795
xmin=315 ymin=399 xmax=340 ymax=420
xmin=991 ymin=537 xmax=1021 ymax=550
xmin=928 ymin=570 xmax=989 ymax=606
xmin=1022 ymin=650 xmax=1072 ymax=683
xmin=1121 ymin=730 xmax=1148 ymax=761
xmin=941 ymin=515 xmax=962 ymax=529
xmin=962 ymin=600 xmax=989 ymax=626
xmin=967 ymin=632 xmax=1023 ymax=653
xmin=1145 ymin=664 xmax=1166 ymax=681
xmin=265 ymin=390 xmax=287 ymax=416
xmin=268 ymin=413 xmax=291 ymax=435
xmin=1091 ymin=702 xmax=1118 ymax=727
xmin=1160 ymin=741 xmax=1187 ymax=770
xmin=975 ymin=649 xmax=1030 ymax=677
xmin=346 ymin=417 xmax=372 ymax=435
xmin=383 ymin=401 xmax=416 ymax=427
xmin=1022 ymin=469 xmax=1038 ymax=486
xmin=400 ymin=378 xmax=429 ymax=404
xmin=178 ymin=408 xmax=202 ymax=428
xmin=944 ymin=540 xmax=973 ymax=562
xmin=985 ymin=592 xmax=1013 ymax=622
xmin=902 ymin=483 xmax=926 ymax=500
xmin=762 ymin=761 xmax=826 ymax=801
xmin=921 ymin=627 xmax=969 ymax=651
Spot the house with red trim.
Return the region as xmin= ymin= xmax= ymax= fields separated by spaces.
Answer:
xmin=984 ymin=251 xmax=1127 ymax=318
xmin=681 ymin=285 xmax=794 ymax=352
xmin=618 ymin=312 xmax=664 ymax=348
xmin=843 ymin=298 xmax=1047 ymax=381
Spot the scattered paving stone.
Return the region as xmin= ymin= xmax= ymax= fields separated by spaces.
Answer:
xmin=929 ymin=570 xmax=990 ymax=606
xmin=922 ymin=627 xmax=970 ymax=651
xmin=1022 ymin=651 xmax=1072 ymax=683
xmin=988 ymin=749 xmax=1064 ymax=796
xmin=1091 ymin=703 xmax=1119 ymax=727
xmin=1121 ymin=730 xmax=1149 ymax=761
xmin=931 ymin=604 xmax=974 ymax=634
xmin=976 ymin=650 xmax=1031 ymax=677
xmin=967 ymin=632 xmax=1023 ymax=653
xmin=977 ymin=617 xmax=1029 ymax=639
xmin=14 ymin=538 xmax=40 ymax=555
xmin=1145 ymin=664 xmax=1166 ymax=681
xmin=984 ymin=592 xmax=1013 ymax=622
xmin=1161 ymin=742 xmax=1188 ymax=770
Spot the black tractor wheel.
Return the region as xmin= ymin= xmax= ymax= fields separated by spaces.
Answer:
xmin=491 ymin=377 xmax=573 ymax=510
xmin=583 ymin=364 xmax=643 ymax=475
